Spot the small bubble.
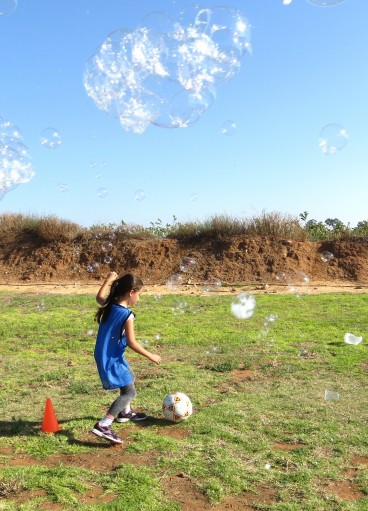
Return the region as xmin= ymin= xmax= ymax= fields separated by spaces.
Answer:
xmin=264 ymin=463 xmax=271 ymax=470
xmin=319 ymin=123 xmax=348 ymax=155
xmin=221 ymin=120 xmax=237 ymax=136
xmin=189 ymin=193 xmax=199 ymax=202
xmin=180 ymin=256 xmax=196 ymax=273
xmin=344 ymin=332 xmax=363 ymax=345
xmin=40 ymin=127 xmax=62 ymax=148
xmin=321 ymin=251 xmax=334 ymax=263
xmin=102 ymin=241 xmax=113 ymax=252
xmin=324 ymin=390 xmax=340 ymax=401
xmin=97 ymin=187 xmax=108 ymax=198
xmin=203 ymin=277 xmax=221 ymax=292
xmin=57 ymin=183 xmax=69 ymax=193
xmin=87 ymin=329 xmax=94 ymax=336
xmin=37 ymin=301 xmax=45 ymax=312
xmin=166 ymin=273 xmax=184 ymax=290
xmin=104 ymin=256 xmax=113 ymax=264
xmin=134 ymin=189 xmax=145 ymax=201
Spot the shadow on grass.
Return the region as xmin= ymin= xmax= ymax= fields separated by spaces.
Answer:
xmin=0 ymin=415 xmax=175 ymax=447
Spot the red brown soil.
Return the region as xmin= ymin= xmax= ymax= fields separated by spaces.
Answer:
xmin=0 ymin=235 xmax=367 ymax=293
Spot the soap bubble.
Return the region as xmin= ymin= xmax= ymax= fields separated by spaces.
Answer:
xmin=87 ymin=261 xmax=100 ymax=273
xmin=221 ymin=120 xmax=237 ymax=136
xmin=87 ymin=329 xmax=95 ymax=336
xmin=97 ymin=187 xmax=108 ymax=198
xmin=102 ymin=241 xmax=113 ymax=252
xmin=83 ymin=6 xmax=251 ymax=134
xmin=319 ymin=123 xmax=348 ymax=155
xmin=180 ymin=256 xmax=196 ymax=272
xmin=231 ymin=292 xmax=256 ymax=319
xmin=203 ymin=277 xmax=221 ymax=292
xmin=134 ymin=189 xmax=146 ymax=201
xmin=0 ymin=117 xmax=35 ymax=198
xmin=37 ymin=301 xmax=45 ymax=312
xmin=104 ymin=256 xmax=113 ymax=264
xmin=287 ymin=272 xmax=310 ymax=297
xmin=57 ymin=183 xmax=69 ymax=192
xmin=344 ymin=332 xmax=363 ymax=345
xmin=40 ymin=127 xmax=62 ymax=149
xmin=321 ymin=251 xmax=334 ymax=263
xmin=171 ymin=300 xmax=189 ymax=316
xmin=166 ymin=273 xmax=184 ymax=290
xmin=308 ymin=0 xmax=346 ymax=6
xmin=190 ymin=192 xmax=199 ymax=202
xmin=283 ymin=0 xmax=293 ymax=4
xmin=0 ymin=0 xmax=17 ymax=16
xmin=324 ymin=390 xmax=340 ymax=401
xmin=264 ymin=463 xmax=271 ymax=471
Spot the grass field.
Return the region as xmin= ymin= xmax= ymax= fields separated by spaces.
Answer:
xmin=0 ymin=290 xmax=367 ymax=510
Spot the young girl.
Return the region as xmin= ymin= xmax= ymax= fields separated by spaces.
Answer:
xmin=91 ymin=272 xmax=161 ymax=444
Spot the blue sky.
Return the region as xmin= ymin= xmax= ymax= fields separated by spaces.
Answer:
xmin=0 ymin=0 xmax=367 ymax=228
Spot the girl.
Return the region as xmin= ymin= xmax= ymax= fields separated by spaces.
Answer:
xmin=91 ymin=272 xmax=161 ymax=444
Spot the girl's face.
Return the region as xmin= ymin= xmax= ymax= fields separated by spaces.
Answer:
xmin=127 ymin=288 xmax=142 ymax=307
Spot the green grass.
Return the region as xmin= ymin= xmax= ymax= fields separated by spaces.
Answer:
xmin=0 ymin=291 xmax=367 ymax=510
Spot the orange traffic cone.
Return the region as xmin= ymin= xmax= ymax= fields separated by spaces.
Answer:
xmin=41 ymin=398 xmax=60 ymax=433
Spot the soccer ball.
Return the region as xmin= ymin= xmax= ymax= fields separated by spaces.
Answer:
xmin=162 ymin=392 xmax=193 ymax=423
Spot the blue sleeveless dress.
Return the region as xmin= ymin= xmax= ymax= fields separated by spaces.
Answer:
xmin=94 ymin=304 xmax=134 ymax=390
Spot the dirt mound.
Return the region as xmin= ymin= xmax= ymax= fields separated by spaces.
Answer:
xmin=0 ymin=235 xmax=367 ymax=287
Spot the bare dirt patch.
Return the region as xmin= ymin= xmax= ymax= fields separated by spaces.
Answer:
xmin=0 ymin=235 xmax=367 ymax=292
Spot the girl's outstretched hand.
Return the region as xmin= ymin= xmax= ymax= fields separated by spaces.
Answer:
xmin=150 ymin=353 xmax=161 ymax=365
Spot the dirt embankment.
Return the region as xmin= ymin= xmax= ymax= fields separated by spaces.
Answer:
xmin=0 ymin=235 xmax=367 ymax=291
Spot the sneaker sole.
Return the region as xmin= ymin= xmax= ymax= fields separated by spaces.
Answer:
xmin=90 ymin=427 xmax=123 ymax=444
xmin=116 ymin=416 xmax=148 ymax=423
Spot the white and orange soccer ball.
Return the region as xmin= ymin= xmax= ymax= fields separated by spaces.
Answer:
xmin=162 ymin=392 xmax=193 ymax=423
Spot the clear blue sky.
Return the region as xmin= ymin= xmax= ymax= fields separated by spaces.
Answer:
xmin=0 ymin=0 xmax=367 ymax=228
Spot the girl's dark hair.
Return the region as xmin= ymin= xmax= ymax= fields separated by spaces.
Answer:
xmin=95 ymin=273 xmax=143 ymax=324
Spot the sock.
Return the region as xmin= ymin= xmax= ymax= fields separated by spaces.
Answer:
xmin=99 ymin=415 xmax=113 ymax=427
xmin=122 ymin=403 xmax=131 ymax=414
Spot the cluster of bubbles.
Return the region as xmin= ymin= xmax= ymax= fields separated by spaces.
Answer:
xmin=275 ymin=271 xmax=310 ymax=297
xmin=83 ymin=5 xmax=251 ymax=134
xmin=0 ymin=117 xmax=35 ymax=200
xmin=231 ymin=292 xmax=256 ymax=319
xmin=102 ymin=240 xmax=113 ymax=264
xmin=319 ymin=123 xmax=348 ymax=155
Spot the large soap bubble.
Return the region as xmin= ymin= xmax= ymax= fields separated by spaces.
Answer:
xmin=0 ymin=117 xmax=35 ymax=199
xmin=84 ymin=5 xmax=251 ymax=134
xmin=0 ymin=0 xmax=17 ymax=16
xmin=231 ymin=292 xmax=256 ymax=319
xmin=307 ymin=0 xmax=346 ymax=6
